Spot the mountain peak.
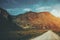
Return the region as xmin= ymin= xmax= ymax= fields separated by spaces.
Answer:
xmin=24 ymin=11 xmax=53 ymax=17
xmin=0 ymin=8 xmax=9 ymax=19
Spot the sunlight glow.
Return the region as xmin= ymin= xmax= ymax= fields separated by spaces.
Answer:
xmin=51 ymin=9 xmax=60 ymax=17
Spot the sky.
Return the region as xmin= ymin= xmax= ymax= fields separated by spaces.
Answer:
xmin=0 ymin=0 xmax=60 ymax=17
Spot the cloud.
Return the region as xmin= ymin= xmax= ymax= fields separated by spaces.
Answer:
xmin=36 ymin=7 xmax=51 ymax=10
xmin=23 ymin=8 xmax=32 ymax=11
xmin=52 ymin=4 xmax=60 ymax=13
xmin=7 ymin=8 xmax=32 ymax=15
xmin=50 ymin=9 xmax=60 ymax=17
xmin=50 ymin=4 xmax=60 ymax=17
xmin=6 ymin=8 xmax=23 ymax=15
xmin=35 ymin=6 xmax=60 ymax=17
xmin=35 ymin=6 xmax=51 ymax=12
xmin=6 ymin=4 xmax=60 ymax=17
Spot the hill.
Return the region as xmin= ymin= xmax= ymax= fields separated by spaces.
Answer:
xmin=14 ymin=11 xmax=60 ymax=32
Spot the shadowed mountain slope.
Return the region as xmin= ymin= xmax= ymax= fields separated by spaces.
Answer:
xmin=0 ymin=8 xmax=23 ymax=40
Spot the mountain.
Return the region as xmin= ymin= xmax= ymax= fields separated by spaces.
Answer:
xmin=0 ymin=8 xmax=23 ymax=40
xmin=30 ymin=30 xmax=60 ymax=40
xmin=14 ymin=11 xmax=60 ymax=32
xmin=0 ymin=8 xmax=23 ymax=31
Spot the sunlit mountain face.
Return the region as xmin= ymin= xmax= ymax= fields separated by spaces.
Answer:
xmin=14 ymin=11 xmax=60 ymax=32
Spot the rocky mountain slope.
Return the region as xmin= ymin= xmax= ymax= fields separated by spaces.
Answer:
xmin=14 ymin=11 xmax=60 ymax=32
xmin=0 ymin=8 xmax=23 ymax=31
